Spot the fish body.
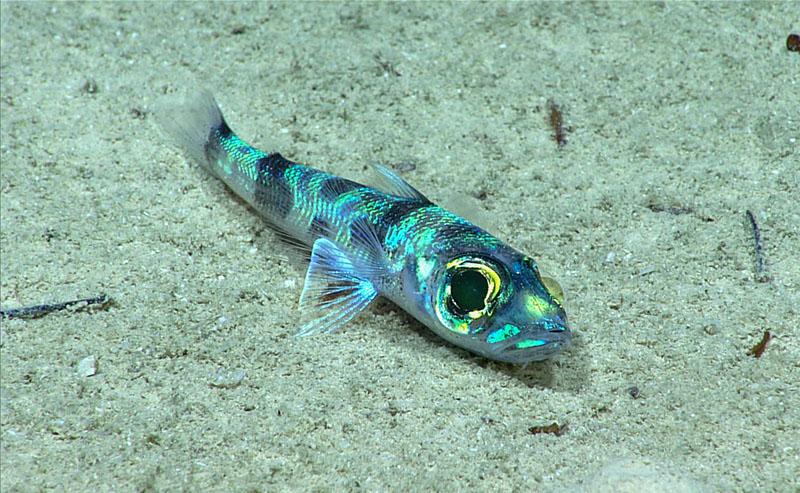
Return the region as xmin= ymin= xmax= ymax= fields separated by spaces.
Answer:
xmin=159 ymin=92 xmax=570 ymax=363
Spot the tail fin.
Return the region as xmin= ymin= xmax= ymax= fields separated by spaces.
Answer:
xmin=156 ymin=90 xmax=226 ymax=175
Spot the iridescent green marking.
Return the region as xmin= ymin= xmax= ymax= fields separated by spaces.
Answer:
xmin=218 ymin=133 xmax=266 ymax=180
xmin=487 ymin=323 xmax=521 ymax=344
xmin=516 ymin=339 xmax=546 ymax=349
xmin=525 ymin=293 xmax=553 ymax=318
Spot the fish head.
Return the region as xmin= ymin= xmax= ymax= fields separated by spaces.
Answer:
xmin=430 ymin=248 xmax=570 ymax=363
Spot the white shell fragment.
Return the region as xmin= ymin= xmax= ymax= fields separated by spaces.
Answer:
xmin=76 ymin=355 xmax=97 ymax=377
xmin=209 ymin=368 xmax=245 ymax=389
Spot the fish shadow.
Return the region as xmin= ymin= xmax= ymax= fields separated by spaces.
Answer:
xmin=371 ymin=298 xmax=589 ymax=391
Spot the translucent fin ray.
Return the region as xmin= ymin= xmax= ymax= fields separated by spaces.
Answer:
xmin=295 ymin=238 xmax=379 ymax=336
xmin=155 ymin=90 xmax=224 ymax=174
xmin=368 ymin=162 xmax=430 ymax=202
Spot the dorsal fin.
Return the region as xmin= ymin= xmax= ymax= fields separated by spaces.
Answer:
xmin=368 ymin=162 xmax=430 ymax=202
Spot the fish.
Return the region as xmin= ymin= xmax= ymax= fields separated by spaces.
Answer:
xmin=157 ymin=91 xmax=570 ymax=363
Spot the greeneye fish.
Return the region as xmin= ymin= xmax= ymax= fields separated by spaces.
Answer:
xmin=158 ymin=92 xmax=570 ymax=363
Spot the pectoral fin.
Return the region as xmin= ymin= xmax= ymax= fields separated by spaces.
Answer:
xmin=295 ymin=238 xmax=379 ymax=336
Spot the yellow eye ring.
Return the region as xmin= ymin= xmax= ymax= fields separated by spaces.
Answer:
xmin=444 ymin=257 xmax=502 ymax=318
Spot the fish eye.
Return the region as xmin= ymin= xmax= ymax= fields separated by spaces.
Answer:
xmin=450 ymin=269 xmax=489 ymax=313
xmin=444 ymin=257 xmax=502 ymax=317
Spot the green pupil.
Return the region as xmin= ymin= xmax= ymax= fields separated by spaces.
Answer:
xmin=450 ymin=269 xmax=488 ymax=313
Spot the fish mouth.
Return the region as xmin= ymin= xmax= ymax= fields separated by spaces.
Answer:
xmin=489 ymin=318 xmax=571 ymax=363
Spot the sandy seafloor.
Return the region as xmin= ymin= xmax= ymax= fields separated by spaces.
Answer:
xmin=1 ymin=2 xmax=798 ymax=491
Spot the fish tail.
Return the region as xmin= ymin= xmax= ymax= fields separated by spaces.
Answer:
xmin=156 ymin=90 xmax=227 ymax=177
xmin=158 ymin=91 xmax=310 ymax=243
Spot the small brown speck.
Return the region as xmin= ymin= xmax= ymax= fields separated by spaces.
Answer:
xmin=145 ymin=434 xmax=161 ymax=447
xmin=529 ymin=422 xmax=567 ymax=436
xmin=747 ymin=330 xmax=772 ymax=358
xmin=787 ymin=34 xmax=800 ymax=52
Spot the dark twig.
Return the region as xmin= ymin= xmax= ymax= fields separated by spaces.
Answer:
xmin=547 ymin=99 xmax=567 ymax=148
xmin=0 ymin=294 xmax=109 ymax=320
xmin=745 ymin=210 xmax=766 ymax=281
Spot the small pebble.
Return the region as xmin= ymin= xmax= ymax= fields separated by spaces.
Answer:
xmin=209 ymin=368 xmax=246 ymax=388
xmin=638 ymin=265 xmax=656 ymax=276
xmin=787 ymin=33 xmax=800 ymax=52
xmin=393 ymin=160 xmax=417 ymax=173
xmin=77 ymin=355 xmax=97 ymax=377
xmin=608 ymin=294 xmax=623 ymax=310
xmin=82 ymin=79 xmax=98 ymax=94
